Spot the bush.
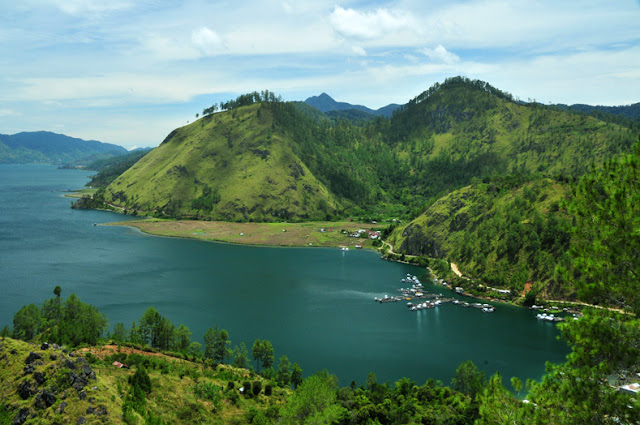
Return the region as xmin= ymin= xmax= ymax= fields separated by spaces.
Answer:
xmin=129 ymin=366 xmax=152 ymax=394
xmin=194 ymin=382 xmax=222 ymax=402
xmin=226 ymin=389 xmax=239 ymax=406
xmin=252 ymin=381 xmax=262 ymax=396
xmin=242 ymin=381 xmax=252 ymax=397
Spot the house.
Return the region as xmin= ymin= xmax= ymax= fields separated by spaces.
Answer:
xmin=112 ymin=361 xmax=127 ymax=368
xmin=365 ymin=230 xmax=381 ymax=239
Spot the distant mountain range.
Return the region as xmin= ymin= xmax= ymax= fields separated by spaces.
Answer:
xmin=555 ymin=102 xmax=640 ymax=121
xmin=0 ymin=131 xmax=127 ymax=164
xmin=304 ymin=93 xmax=402 ymax=118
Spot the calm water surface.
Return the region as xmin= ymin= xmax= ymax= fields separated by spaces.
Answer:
xmin=0 ymin=164 xmax=569 ymax=385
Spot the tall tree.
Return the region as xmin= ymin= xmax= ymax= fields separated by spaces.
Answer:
xmin=451 ymin=360 xmax=486 ymax=399
xmin=172 ymin=324 xmax=192 ymax=352
xmin=291 ymin=363 xmax=303 ymax=389
xmin=252 ymin=338 xmax=263 ymax=373
xmin=261 ymin=339 xmax=274 ymax=370
xmin=12 ymin=304 xmax=41 ymax=341
xmin=276 ymin=355 xmax=292 ymax=387
xmin=232 ymin=342 xmax=249 ymax=369
xmin=213 ymin=326 xmax=230 ymax=363
xmin=58 ymin=293 xmax=108 ymax=346
xmin=204 ymin=328 xmax=216 ymax=360
xmin=112 ymin=322 xmax=126 ymax=344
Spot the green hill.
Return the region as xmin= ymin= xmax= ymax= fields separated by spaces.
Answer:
xmin=387 ymin=176 xmax=574 ymax=300
xmin=382 ymin=77 xmax=636 ymax=204
xmin=103 ymin=103 xmax=340 ymax=221
xmin=90 ymin=77 xmax=637 ymax=225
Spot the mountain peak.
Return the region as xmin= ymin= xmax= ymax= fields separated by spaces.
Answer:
xmin=304 ymin=93 xmax=401 ymax=117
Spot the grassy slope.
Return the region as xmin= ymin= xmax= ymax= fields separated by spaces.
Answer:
xmin=105 ymin=104 xmax=339 ymax=222
xmin=0 ymin=337 xmax=290 ymax=425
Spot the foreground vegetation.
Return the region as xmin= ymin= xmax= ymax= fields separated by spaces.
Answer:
xmin=2 ymin=295 xmax=639 ymax=424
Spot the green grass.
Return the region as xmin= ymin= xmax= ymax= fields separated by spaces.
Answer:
xmin=0 ymin=337 xmax=292 ymax=425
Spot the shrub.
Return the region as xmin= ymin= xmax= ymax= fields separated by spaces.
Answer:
xmin=129 ymin=366 xmax=152 ymax=394
xmin=194 ymin=382 xmax=223 ymax=402
xmin=252 ymin=381 xmax=262 ymax=396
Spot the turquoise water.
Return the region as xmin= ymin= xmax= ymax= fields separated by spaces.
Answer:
xmin=0 ymin=164 xmax=569 ymax=386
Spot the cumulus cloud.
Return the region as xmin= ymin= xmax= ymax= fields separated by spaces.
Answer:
xmin=419 ymin=45 xmax=460 ymax=64
xmin=329 ymin=6 xmax=415 ymax=40
xmin=191 ymin=27 xmax=224 ymax=56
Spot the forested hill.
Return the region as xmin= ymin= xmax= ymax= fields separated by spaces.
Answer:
xmin=551 ymin=102 xmax=640 ymax=129
xmin=92 ymin=78 xmax=637 ymax=223
xmin=0 ymin=131 xmax=127 ymax=164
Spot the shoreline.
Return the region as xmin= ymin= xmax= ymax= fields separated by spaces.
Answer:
xmin=107 ymin=218 xmax=625 ymax=315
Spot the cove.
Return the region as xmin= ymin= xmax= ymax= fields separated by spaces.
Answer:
xmin=0 ymin=164 xmax=569 ymax=386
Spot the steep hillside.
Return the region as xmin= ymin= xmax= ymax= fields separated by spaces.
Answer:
xmin=0 ymin=131 xmax=127 ymax=164
xmin=104 ymin=103 xmax=340 ymax=221
xmin=384 ymin=77 xmax=637 ymax=203
xmin=388 ymin=176 xmax=574 ymax=299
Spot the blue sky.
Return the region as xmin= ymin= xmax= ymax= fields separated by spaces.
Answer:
xmin=1 ymin=0 xmax=639 ymax=150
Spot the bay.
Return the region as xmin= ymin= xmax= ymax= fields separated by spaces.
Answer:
xmin=0 ymin=164 xmax=569 ymax=386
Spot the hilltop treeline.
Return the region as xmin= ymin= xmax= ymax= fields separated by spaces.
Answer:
xmin=201 ymin=90 xmax=283 ymax=117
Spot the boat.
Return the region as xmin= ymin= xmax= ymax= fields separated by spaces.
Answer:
xmin=536 ymin=313 xmax=563 ymax=322
xmin=341 ymin=247 xmax=349 ymax=251
xmin=482 ymin=307 xmax=495 ymax=313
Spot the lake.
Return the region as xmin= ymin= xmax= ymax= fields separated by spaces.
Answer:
xmin=0 ymin=164 xmax=569 ymax=386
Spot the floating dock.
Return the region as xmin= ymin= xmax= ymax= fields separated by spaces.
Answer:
xmin=375 ymin=275 xmax=496 ymax=313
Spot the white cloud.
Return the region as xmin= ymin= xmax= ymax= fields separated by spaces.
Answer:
xmin=419 ymin=45 xmax=459 ymax=64
xmin=329 ymin=6 xmax=415 ymax=40
xmin=0 ymin=108 xmax=17 ymax=117
xmin=191 ymin=27 xmax=225 ymax=56
xmin=352 ymin=46 xmax=367 ymax=56
xmin=47 ymin=0 xmax=133 ymax=16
